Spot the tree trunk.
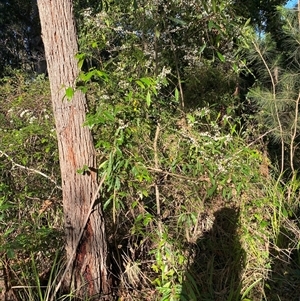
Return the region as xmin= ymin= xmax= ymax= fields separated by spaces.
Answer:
xmin=37 ymin=1 xmax=110 ymax=298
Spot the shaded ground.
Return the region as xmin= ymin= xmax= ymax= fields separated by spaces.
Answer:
xmin=181 ymin=207 xmax=245 ymax=301
xmin=265 ymin=220 xmax=300 ymax=301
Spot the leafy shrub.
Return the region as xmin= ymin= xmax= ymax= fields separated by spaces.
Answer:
xmin=0 ymin=71 xmax=63 ymax=295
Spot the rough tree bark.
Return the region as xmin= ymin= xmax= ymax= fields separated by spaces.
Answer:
xmin=37 ymin=1 xmax=110 ymax=298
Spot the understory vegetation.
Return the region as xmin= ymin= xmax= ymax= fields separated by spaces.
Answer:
xmin=1 ymin=0 xmax=300 ymax=300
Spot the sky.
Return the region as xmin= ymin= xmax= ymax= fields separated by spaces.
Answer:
xmin=286 ymin=0 xmax=298 ymax=8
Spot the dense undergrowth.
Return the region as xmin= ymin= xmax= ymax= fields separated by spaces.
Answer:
xmin=1 ymin=70 xmax=300 ymax=301
xmin=1 ymin=2 xmax=300 ymax=301
xmin=0 ymin=73 xmax=63 ymax=300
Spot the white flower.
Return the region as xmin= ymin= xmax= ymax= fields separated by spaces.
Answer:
xmin=119 ymin=81 xmax=129 ymax=89
xmin=20 ymin=109 xmax=30 ymax=118
xmin=29 ymin=116 xmax=37 ymax=124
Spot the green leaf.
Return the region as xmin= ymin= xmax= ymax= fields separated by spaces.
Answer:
xmin=168 ymin=17 xmax=186 ymax=26
xmin=175 ymin=88 xmax=179 ymax=102
xmin=212 ymin=0 xmax=217 ymax=13
xmin=155 ymin=29 xmax=160 ymax=38
xmin=140 ymin=77 xmax=153 ymax=87
xmin=163 ymin=281 xmax=171 ymax=288
xmin=5 ymin=228 xmax=15 ymax=237
xmin=131 ymin=200 xmax=138 ymax=208
xmin=207 ymin=185 xmax=217 ymax=197
xmin=199 ymin=43 xmax=206 ymax=54
xmin=146 ymin=91 xmax=151 ymax=107
xmin=95 ymin=70 xmax=109 ymax=81
xmin=233 ymin=63 xmax=238 ymax=73
xmin=77 ymin=164 xmax=89 ymax=175
xmin=217 ymin=51 xmax=225 ymax=62
xmin=260 ymin=220 xmax=269 ymax=228
xmin=136 ymin=80 xmax=145 ymax=89
xmin=91 ymin=41 xmax=98 ymax=48
xmin=65 ymin=87 xmax=74 ymax=100
xmin=7 ymin=249 xmax=15 ymax=259
xmin=143 ymin=213 xmax=153 ymax=226
xmin=186 ymin=113 xmax=195 ymax=123
xmin=103 ymin=198 xmax=111 ymax=210
xmin=75 ymin=53 xmax=85 ymax=70
xmin=78 ymin=85 xmax=88 ymax=94
xmin=115 ymin=177 xmax=121 ymax=190
xmin=208 ymin=20 xmax=215 ymax=30
xmin=244 ymin=18 xmax=251 ymax=27
xmin=282 ymin=208 xmax=288 ymax=217
xmin=78 ymin=69 xmax=109 ymax=83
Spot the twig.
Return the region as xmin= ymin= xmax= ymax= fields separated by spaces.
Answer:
xmin=290 ymin=92 xmax=300 ymax=175
xmin=147 ymin=167 xmax=197 ymax=181
xmin=12 ymin=286 xmax=48 ymax=289
xmin=252 ymin=41 xmax=276 ymax=96
xmin=51 ymin=172 xmax=107 ymax=300
xmin=0 ymin=150 xmax=62 ymax=190
xmin=252 ymin=40 xmax=285 ymax=173
xmin=287 ymin=92 xmax=300 ymax=203
xmin=153 ymin=123 xmax=163 ymax=235
xmin=298 ymin=0 xmax=300 ymax=30
xmin=168 ymin=31 xmax=185 ymax=109
xmin=153 ymin=124 xmax=161 ymax=217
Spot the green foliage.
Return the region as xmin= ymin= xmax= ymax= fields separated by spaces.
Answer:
xmin=247 ymin=7 xmax=300 ymax=175
xmin=240 ymin=7 xmax=300 ymax=300
xmin=232 ymin=0 xmax=288 ymax=35
xmin=3 ymin=1 xmax=300 ymax=301
xmin=77 ymin=60 xmax=272 ymax=299
xmin=71 ymin=2 xmax=299 ymax=300
xmin=0 ymin=71 xmax=63 ymax=294
xmin=16 ymin=250 xmax=67 ymax=301
xmin=150 ymin=230 xmax=186 ymax=301
xmin=75 ymin=0 xmax=245 ymax=110
xmin=183 ymin=62 xmax=239 ymax=110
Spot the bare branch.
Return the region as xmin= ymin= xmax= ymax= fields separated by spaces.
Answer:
xmin=0 ymin=150 xmax=62 ymax=190
xmin=252 ymin=40 xmax=285 ymax=173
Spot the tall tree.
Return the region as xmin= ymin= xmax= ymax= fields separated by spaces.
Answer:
xmin=37 ymin=0 xmax=110 ymax=298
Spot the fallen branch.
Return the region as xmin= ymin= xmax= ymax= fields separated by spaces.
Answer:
xmin=0 ymin=150 xmax=62 ymax=190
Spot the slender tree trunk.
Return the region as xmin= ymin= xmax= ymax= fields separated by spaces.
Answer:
xmin=37 ymin=1 xmax=110 ymax=298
